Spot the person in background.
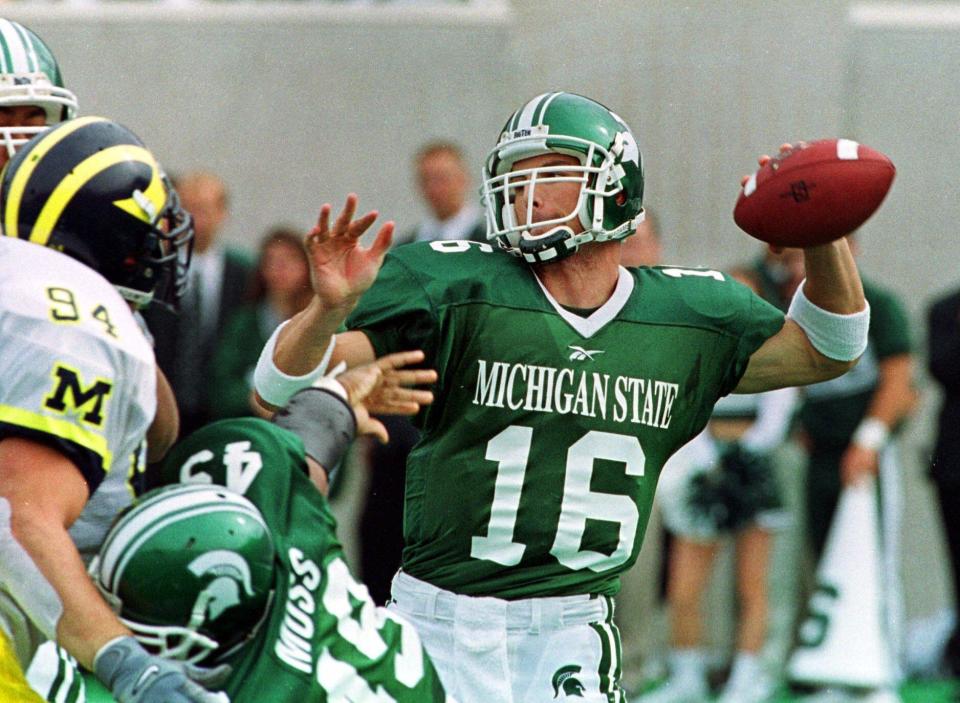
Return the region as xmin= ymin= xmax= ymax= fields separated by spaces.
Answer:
xmin=750 ymin=246 xmax=805 ymax=312
xmin=926 ymin=286 xmax=960 ymax=675
xmin=211 ymin=227 xmax=313 ymax=421
xmin=393 ymin=140 xmax=485 ymax=245
xmin=145 ymin=170 xmax=254 ymax=436
xmin=638 ymin=269 xmax=797 ymax=703
xmin=791 ymin=236 xmax=916 ymax=702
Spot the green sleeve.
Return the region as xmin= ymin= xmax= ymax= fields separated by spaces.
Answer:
xmin=866 ymin=284 xmax=913 ymax=359
xmin=345 ymin=252 xmax=439 ymax=360
xmin=721 ymin=282 xmax=786 ymax=395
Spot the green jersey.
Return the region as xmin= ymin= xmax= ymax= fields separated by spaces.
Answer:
xmin=157 ymin=419 xmax=449 ymax=703
xmin=346 ymin=241 xmax=784 ymax=598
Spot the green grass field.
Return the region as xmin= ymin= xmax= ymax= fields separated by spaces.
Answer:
xmin=770 ymin=680 xmax=959 ymax=702
xmin=83 ymin=673 xmax=958 ymax=702
xmin=896 ymin=681 xmax=959 ymax=703
xmin=630 ymin=679 xmax=960 ymax=703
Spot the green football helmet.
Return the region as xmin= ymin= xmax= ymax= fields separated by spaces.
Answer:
xmin=91 ymin=484 xmax=276 ymax=665
xmin=482 ymin=91 xmax=645 ymax=263
xmin=0 ymin=19 xmax=77 ymax=158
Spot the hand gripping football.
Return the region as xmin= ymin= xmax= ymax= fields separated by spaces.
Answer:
xmin=733 ymin=139 xmax=895 ymax=247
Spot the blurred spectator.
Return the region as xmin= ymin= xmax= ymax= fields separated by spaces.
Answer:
xmin=637 ymin=270 xmax=797 ymax=703
xmin=750 ymin=246 xmax=805 ymax=311
xmin=144 ymin=170 xmax=253 ymax=437
xmin=211 ymin=227 xmax=313 ymax=420
xmin=798 ymin=237 xmax=915 ymax=558
xmin=620 ymin=208 xmax=663 ymax=267
xmin=927 ymin=286 xmax=960 ymax=675
xmin=393 ymin=140 xmax=485 ymax=245
xmin=791 ymin=236 xmax=916 ymax=698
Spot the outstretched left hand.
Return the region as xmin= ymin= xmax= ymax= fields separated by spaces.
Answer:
xmin=334 ymin=350 xmax=437 ymax=443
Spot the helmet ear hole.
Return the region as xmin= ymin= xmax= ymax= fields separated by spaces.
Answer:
xmin=615 ymin=191 xmax=627 ymax=206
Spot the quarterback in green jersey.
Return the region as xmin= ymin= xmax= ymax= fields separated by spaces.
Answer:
xmin=256 ymin=92 xmax=872 ymax=702
xmin=93 ymin=359 xmax=453 ymax=703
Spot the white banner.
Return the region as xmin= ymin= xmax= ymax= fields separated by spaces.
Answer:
xmin=789 ymin=479 xmax=897 ymax=687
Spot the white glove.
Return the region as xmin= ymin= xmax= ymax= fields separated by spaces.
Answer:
xmin=94 ymin=636 xmax=230 ymax=703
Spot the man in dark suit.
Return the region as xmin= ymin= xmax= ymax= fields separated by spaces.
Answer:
xmin=144 ymin=170 xmax=252 ymax=437
xmin=393 ymin=140 xmax=486 ymax=245
xmin=928 ymin=287 xmax=960 ymax=675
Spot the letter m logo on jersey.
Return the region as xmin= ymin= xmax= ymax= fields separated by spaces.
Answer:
xmin=43 ymin=364 xmax=113 ymax=427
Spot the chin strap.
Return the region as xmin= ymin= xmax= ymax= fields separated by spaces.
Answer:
xmin=519 ymin=225 xmax=578 ymax=263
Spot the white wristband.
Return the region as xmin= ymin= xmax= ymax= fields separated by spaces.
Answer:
xmin=310 ymin=375 xmax=348 ymax=402
xmin=787 ymin=279 xmax=871 ymax=362
xmin=253 ymin=320 xmax=336 ymax=407
xmin=852 ymin=417 xmax=889 ymax=451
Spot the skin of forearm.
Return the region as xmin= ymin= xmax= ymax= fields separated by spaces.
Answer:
xmin=11 ymin=505 xmax=129 ymax=669
xmin=863 ymin=355 xmax=916 ymax=429
xmin=800 ymin=239 xmax=866 ymax=314
xmin=274 ymin=296 xmax=353 ymax=376
xmin=146 ymin=367 xmax=178 ymax=463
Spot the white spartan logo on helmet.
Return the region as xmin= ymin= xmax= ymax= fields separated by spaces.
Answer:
xmin=187 ymin=550 xmax=256 ymax=621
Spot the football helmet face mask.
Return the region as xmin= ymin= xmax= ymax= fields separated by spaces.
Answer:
xmin=0 ymin=116 xmax=193 ymax=309
xmin=91 ymin=484 xmax=276 ymax=666
xmin=0 ymin=20 xmax=78 ymax=158
xmin=482 ymin=91 xmax=645 ymax=263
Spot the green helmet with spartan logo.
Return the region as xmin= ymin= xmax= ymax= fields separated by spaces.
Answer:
xmin=91 ymin=484 xmax=276 ymax=666
xmin=482 ymin=91 xmax=644 ymax=264
xmin=0 ymin=19 xmax=78 ymax=157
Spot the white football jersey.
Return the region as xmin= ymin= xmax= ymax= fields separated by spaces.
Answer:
xmin=0 ymin=237 xmax=156 ymax=560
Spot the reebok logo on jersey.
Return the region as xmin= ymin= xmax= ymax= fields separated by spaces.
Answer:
xmin=552 ymin=664 xmax=585 ymax=697
xmin=568 ymin=345 xmax=604 ymax=361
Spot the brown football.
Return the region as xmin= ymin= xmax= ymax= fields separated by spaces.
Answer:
xmin=733 ymin=139 xmax=896 ymax=247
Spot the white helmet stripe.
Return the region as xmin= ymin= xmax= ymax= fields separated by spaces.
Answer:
xmin=0 ymin=20 xmax=31 ymax=74
xmin=0 ymin=20 xmax=12 ymax=73
xmin=534 ymin=92 xmax=562 ymax=127
xmin=12 ymin=22 xmax=39 ymax=74
xmin=513 ymin=92 xmax=553 ymax=132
